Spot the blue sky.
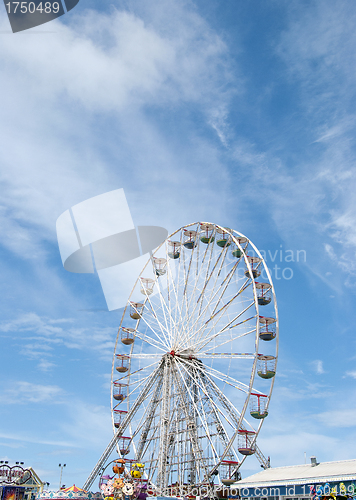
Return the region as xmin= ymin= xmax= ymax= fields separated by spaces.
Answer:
xmin=1 ymin=0 xmax=356 ymax=490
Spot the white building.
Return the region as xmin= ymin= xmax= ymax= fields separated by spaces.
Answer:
xmin=229 ymin=458 xmax=356 ymax=500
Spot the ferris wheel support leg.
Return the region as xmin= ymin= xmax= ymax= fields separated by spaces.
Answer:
xmin=136 ymin=371 xmax=164 ymax=461
xmin=197 ymin=371 xmax=238 ymax=464
xmin=171 ymin=362 xmax=214 ymax=498
xmin=156 ymin=358 xmax=172 ymax=491
xmin=83 ymin=363 xmax=162 ymax=491
xmin=254 ymin=446 xmax=271 ymax=470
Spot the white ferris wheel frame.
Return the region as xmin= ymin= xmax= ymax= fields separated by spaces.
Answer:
xmin=85 ymin=223 xmax=279 ymax=492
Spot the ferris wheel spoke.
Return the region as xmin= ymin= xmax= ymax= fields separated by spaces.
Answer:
xmin=210 ymin=275 xmax=251 ymax=317
xmin=144 ymin=292 xmax=173 ymax=348
xmin=182 ymin=228 xmax=201 ymax=297
xmin=176 ymin=230 xmax=211 ymax=347
xmin=202 ymin=369 xmax=266 ymax=431
xmin=177 ymin=358 xmax=239 ymax=437
xmin=203 ymin=248 xmax=247 ymax=318
xmin=201 ymin=326 xmax=256 ymax=354
xmin=130 ymin=354 xmax=162 ymax=358
xmin=197 ymin=248 xmax=240 ymax=332
xmin=171 ymin=360 xmax=211 ymax=485
xmin=149 ymin=265 xmax=172 ymax=341
xmin=174 ymin=240 xmax=198 ymax=347
xmin=199 ymin=371 xmax=242 ymax=429
xmin=172 ymin=228 xmax=188 ymax=333
xmin=133 ymin=299 xmax=171 ymax=350
xmin=196 ymin=242 xmax=228 ymax=316
xmin=177 ymin=358 xmax=235 ymax=444
xmin=181 ymin=277 xmax=252 ymax=350
xmin=125 ymin=373 xmax=160 ymax=401
xmin=179 ymin=236 xmax=215 ymax=342
xmin=197 ymin=258 xmax=242 ymax=328
xmin=165 ymin=251 xmax=184 ymax=342
xmin=133 ymin=330 xmax=168 ymax=352
xmin=185 ymin=244 xmax=232 ymax=347
xmin=197 ymin=240 xmax=228 ymax=316
xmin=197 ymin=352 xmax=255 ymax=359
xmin=115 ymin=360 xmax=161 ymax=384
xmin=195 ymin=366 xmax=241 ymax=463
xmin=186 ymin=298 xmax=255 ymax=354
xmin=203 ymin=281 xmax=252 ymax=328
xmin=197 ymin=363 xmax=251 ymax=394
xmin=194 ymin=304 xmax=256 ymax=353
xmin=182 ymin=239 xmax=216 ymax=332
xmin=177 ymin=361 xmax=220 ymax=462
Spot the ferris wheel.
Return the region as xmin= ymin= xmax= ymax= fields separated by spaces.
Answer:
xmin=84 ymin=222 xmax=278 ymax=494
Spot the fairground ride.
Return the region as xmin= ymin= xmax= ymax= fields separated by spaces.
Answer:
xmin=83 ymin=222 xmax=278 ymax=497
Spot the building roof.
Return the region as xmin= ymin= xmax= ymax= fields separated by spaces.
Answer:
xmin=235 ymin=459 xmax=356 ymax=488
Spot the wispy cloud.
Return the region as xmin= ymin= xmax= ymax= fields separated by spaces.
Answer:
xmin=0 ymin=1 xmax=235 ymax=263
xmin=315 ymin=409 xmax=356 ymax=428
xmin=0 ymin=381 xmax=65 ymax=404
xmin=0 ymin=313 xmax=115 ymax=368
xmin=311 ymin=360 xmax=325 ymax=375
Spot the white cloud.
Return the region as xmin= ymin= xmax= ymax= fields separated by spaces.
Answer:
xmin=0 ymin=381 xmax=64 ymax=404
xmin=0 ymin=313 xmax=116 ymax=367
xmin=324 ymin=244 xmax=336 ymax=261
xmin=315 ymin=409 xmax=356 ymax=428
xmin=311 ymin=360 xmax=325 ymax=375
xmin=221 ymin=0 xmax=356 ymax=293
xmin=0 ymin=1 xmax=232 ymax=231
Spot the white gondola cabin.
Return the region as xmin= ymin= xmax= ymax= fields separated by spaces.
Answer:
xmin=244 ymin=256 xmax=261 ymax=279
xmin=183 ymin=229 xmax=197 ymax=249
xmin=220 ymin=460 xmax=241 ymax=486
xmin=113 ymin=382 xmax=128 ymax=402
xmin=168 ymin=241 xmax=181 ymax=259
xmin=250 ymin=393 xmax=268 ymax=419
xmin=259 ymin=316 xmax=276 ymax=341
xmin=121 ymin=327 xmax=135 ymax=345
xmin=257 ymin=354 xmax=276 ymax=379
xmin=255 ymin=282 xmax=272 ymax=305
xmin=200 ymin=223 xmax=215 ymax=244
xmin=114 ymin=409 xmax=128 ymax=428
xmin=238 ymin=430 xmax=256 ymax=455
xmin=153 ymin=257 xmax=167 ymax=276
xmin=116 ymin=354 xmax=130 ymax=372
xmin=216 ymin=227 xmax=232 ymax=248
xmin=140 ymin=277 xmax=155 ymax=295
xmin=130 ymin=302 xmax=144 ymax=320
xmin=119 ymin=436 xmax=131 ymax=456
xmin=232 ymin=236 xmax=248 ymax=258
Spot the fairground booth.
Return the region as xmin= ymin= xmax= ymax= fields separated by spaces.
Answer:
xmin=37 ymin=485 xmax=101 ymax=500
xmin=0 ymin=464 xmax=44 ymax=500
xmin=230 ymin=458 xmax=356 ymax=500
